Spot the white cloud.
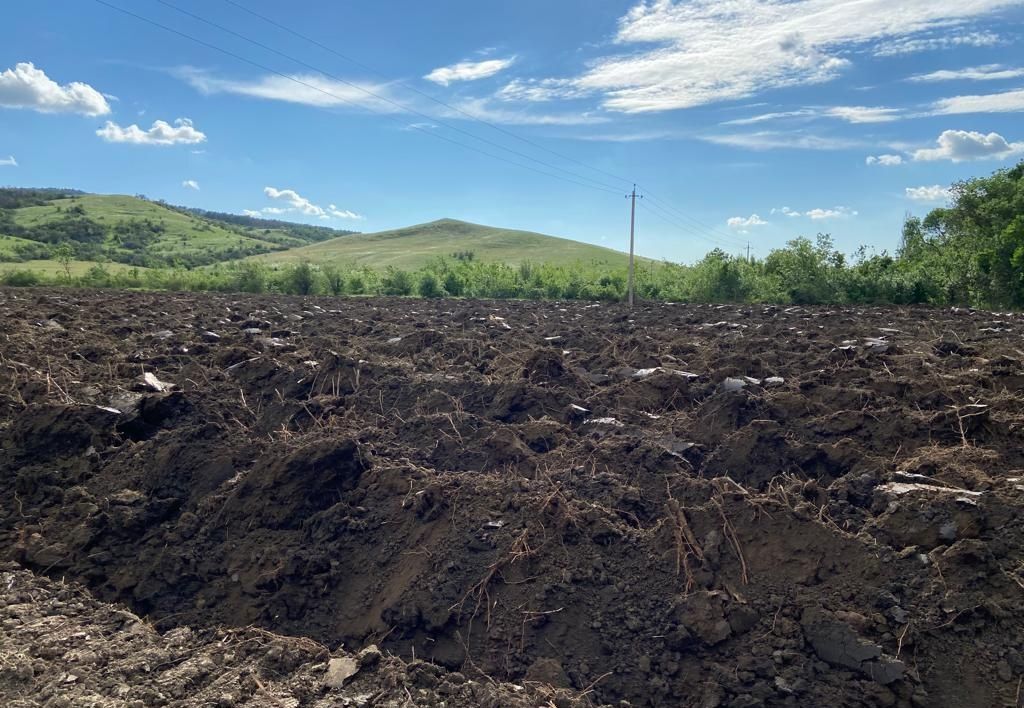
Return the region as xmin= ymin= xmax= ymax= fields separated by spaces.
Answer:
xmin=912 ymin=129 xmax=1024 ymax=162
xmin=704 ymin=131 xmax=864 ymax=151
xmin=907 ymin=64 xmax=1024 ymax=82
xmin=265 ymin=187 xmax=324 ymax=217
xmin=0 ymin=62 xmax=110 ymax=116
xmin=242 ymin=210 xmax=262 ymax=218
xmin=721 ymin=109 xmax=817 ymax=126
xmin=824 ymin=106 xmax=902 ymax=123
xmin=97 ymin=118 xmax=207 ymax=146
xmin=0 ymin=155 xmax=16 ymax=167
xmin=424 ymin=57 xmax=516 ymax=86
xmin=727 ymin=214 xmax=768 ymax=230
xmin=444 ymin=97 xmax=609 ymax=126
xmin=524 ymin=1 xmax=1020 ymax=113
xmin=770 ymin=206 xmax=803 ymax=217
xmin=805 ymin=206 xmax=858 ymax=220
xmin=177 ymin=67 xmax=400 ymax=112
xmin=263 ymin=187 xmax=362 ymax=220
xmin=328 ymin=204 xmax=362 ymax=219
xmin=930 ymin=88 xmax=1024 ymax=115
xmin=182 ymin=179 xmax=200 ymax=190
xmin=906 ymin=185 xmax=952 ymax=202
xmin=866 ymin=154 xmax=904 ymax=166
xmin=770 ymin=205 xmax=857 ymax=220
xmin=497 ymin=78 xmax=590 ymax=103
xmin=874 ymin=31 xmax=1003 ymax=56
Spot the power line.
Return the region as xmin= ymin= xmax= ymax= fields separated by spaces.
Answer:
xmin=91 ymin=0 xmax=623 ymax=196
xmin=639 ymin=201 xmax=749 ymax=252
xmin=219 ymin=0 xmax=636 ymax=191
xmin=638 ymin=186 xmax=750 ymax=247
xmin=640 ymin=199 xmax=747 ymax=249
xmin=151 ymin=0 xmax=627 ymax=194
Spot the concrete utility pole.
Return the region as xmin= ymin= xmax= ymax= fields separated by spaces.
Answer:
xmin=746 ymin=241 xmax=751 ymax=262
xmin=626 ymin=185 xmax=641 ymax=308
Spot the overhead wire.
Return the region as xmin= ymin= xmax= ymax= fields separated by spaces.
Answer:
xmin=218 ymin=0 xmax=636 ymax=191
xmin=91 ymin=0 xmax=623 ymax=196
xmin=152 ymin=0 xmax=627 ymax=194
xmin=639 ymin=201 xmax=749 ymax=252
xmin=638 ymin=186 xmax=751 ymax=247
xmin=95 ymin=0 xmax=756 ymax=254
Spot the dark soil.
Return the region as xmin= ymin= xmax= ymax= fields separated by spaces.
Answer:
xmin=2 ymin=288 xmax=1023 ymax=707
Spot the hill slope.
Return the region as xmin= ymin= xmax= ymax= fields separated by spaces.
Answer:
xmin=254 ymin=218 xmax=642 ymax=270
xmin=0 ymin=189 xmax=356 ymax=270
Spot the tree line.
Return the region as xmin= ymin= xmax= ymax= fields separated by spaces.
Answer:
xmin=2 ymin=161 xmax=1022 ymax=308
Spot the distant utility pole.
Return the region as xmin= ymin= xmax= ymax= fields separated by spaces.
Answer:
xmin=746 ymin=242 xmax=751 ymax=262
xmin=626 ymin=185 xmax=642 ymax=308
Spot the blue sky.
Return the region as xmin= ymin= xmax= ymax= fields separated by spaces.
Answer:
xmin=2 ymin=0 xmax=1024 ymax=262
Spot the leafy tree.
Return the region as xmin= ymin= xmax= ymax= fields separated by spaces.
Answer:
xmin=54 ymin=242 xmax=75 ymax=280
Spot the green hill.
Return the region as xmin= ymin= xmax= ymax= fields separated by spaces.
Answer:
xmin=253 ymin=218 xmax=642 ymax=270
xmin=0 ymin=188 xmax=356 ymax=272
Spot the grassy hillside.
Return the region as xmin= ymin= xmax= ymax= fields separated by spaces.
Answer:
xmin=253 ymin=218 xmax=643 ymax=270
xmin=0 ymin=189 xmax=356 ymax=271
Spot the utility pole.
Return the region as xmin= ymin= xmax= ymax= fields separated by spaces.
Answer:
xmin=746 ymin=241 xmax=751 ymax=262
xmin=626 ymin=185 xmax=641 ymax=308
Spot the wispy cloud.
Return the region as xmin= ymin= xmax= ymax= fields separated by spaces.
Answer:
xmin=929 ymin=87 xmax=1024 ymax=115
xmin=177 ymin=66 xmax=400 ymax=112
xmin=703 ymin=131 xmax=865 ymax=151
xmin=907 ymin=64 xmax=1024 ymax=82
xmin=516 ymin=1 xmax=1020 ymax=114
xmin=182 ymin=179 xmax=200 ymax=190
xmin=874 ymin=31 xmax=1004 ymax=57
xmin=906 ymin=185 xmax=951 ymax=202
xmin=0 ymin=62 xmax=110 ymax=116
xmin=771 ymin=205 xmax=857 ymax=220
xmin=824 ymin=106 xmax=902 ymax=123
xmin=0 ymin=155 xmax=16 ymax=167
xmin=721 ymin=109 xmax=816 ymax=126
xmin=97 ymin=118 xmax=206 ymax=146
xmin=912 ymin=129 xmax=1024 ymax=162
xmin=424 ymin=57 xmax=516 ymax=86
xmin=444 ymin=97 xmax=609 ymax=126
xmin=771 ymin=206 xmax=803 ymax=218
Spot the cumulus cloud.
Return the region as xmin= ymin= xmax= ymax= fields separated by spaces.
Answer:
xmin=0 ymin=62 xmax=110 ymax=116
xmin=866 ymin=154 xmax=904 ymax=166
xmin=908 ymin=64 xmax=1024 ymax=82
xmin=930 ymin=88 xmax=1024 ymax=115
xmin=912 ymin=130 xmax=1024 ymax=162
xmin=177 ymin=67 xmax=400 ymax=112
xmin=906 ymin=185 xmax=952 ymax=202
xmin=182 ymin=179 xmax=200 ymax=190
xmin=263 ymin=187 xmax=363 ymax=220
xmin=517 ymin=1 xmax=1020 ymax=113
xmin=0 ymin=155 xmax=16 ymax=167
xmin=97 ymin=118 xmax=207 ymax=146
xmin=242 ymin=209 xmax=262 ymax=218
xmin=424 ymin=57 xmax=516 ymax=86
xmin=805 ymin=206 xmax=858 ymax=220
xmin=727 ymin=214 xmax=768 ymax=230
